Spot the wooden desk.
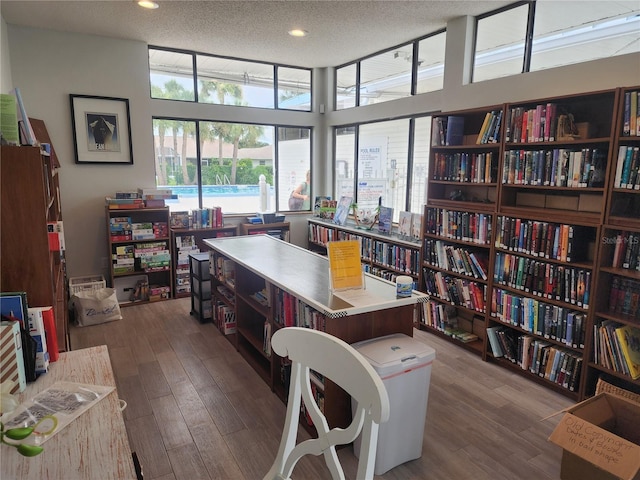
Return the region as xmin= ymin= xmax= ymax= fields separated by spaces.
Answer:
xmin=0 ymin=346 xmax=136 ymax=480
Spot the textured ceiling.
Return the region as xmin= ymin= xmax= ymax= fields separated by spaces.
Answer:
xmin=0 ymin=0 xmax=514 ymax=68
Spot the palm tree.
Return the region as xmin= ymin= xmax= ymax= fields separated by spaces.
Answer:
xmin=163 ymin=80 xmax=193 ymax=184
xmin=228 ymin=121 xmax=264 ymax=184
xmin=200 ymin=80 xmax=242 ymax=164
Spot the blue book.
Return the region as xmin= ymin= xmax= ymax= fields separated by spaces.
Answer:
xmin=445 ymin=116 xmax=465 ymax=146
xmin=377 ymin=206 xmax=393 ymax=233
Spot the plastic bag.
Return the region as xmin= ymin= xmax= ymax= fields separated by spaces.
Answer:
xmin=72 ymin=288 xmax=122 ymax=327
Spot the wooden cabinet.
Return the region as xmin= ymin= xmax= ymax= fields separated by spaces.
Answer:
xmin=582 ymin=85 xmax=640 ymax=399
xmin=308 ymin=217 xmax=421 ymax=287
xmin=0 ymin=145 xmax=68 ymax=351
xmin=171 ymin=226 xmax=237 ymax=297
xmin=204 ymin=235 xmax=426 ymax=431
xmin=106 ymin=206 xmax=172 ymax=306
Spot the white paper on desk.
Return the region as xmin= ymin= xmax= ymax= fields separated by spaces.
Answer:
xmin=333 ymin=288 xmax=388 ymax=308
xmin=0 ymin=381 xmax=114 ymax=445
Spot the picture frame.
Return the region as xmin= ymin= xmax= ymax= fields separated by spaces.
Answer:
xmin=70 ymin=94 xmax=133 ymax=164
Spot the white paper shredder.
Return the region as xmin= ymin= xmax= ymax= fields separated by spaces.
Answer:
xmin=351 ymin=333 xmax=436 ymax=476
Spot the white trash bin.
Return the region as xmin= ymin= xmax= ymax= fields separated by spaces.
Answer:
xmin=351 ymin=333 xmax=436 ymax=476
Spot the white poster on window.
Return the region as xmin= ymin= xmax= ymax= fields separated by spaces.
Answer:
xmin=358 ymin=139 xmax=387 ymax=179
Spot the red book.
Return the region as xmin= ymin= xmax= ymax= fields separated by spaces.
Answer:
xmin=38 ymin=306 xmax=59 ymax=362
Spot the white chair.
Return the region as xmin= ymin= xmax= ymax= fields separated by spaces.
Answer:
xmin=264 ymin=327 xmax=390 ymax=480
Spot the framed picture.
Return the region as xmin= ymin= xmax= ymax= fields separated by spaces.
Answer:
xmin=70 ymin=94 xmax=133 ymax=164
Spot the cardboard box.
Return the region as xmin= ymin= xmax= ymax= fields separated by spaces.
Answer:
xmin=546 ymin=194 xmax=579 ymax=211
xmin=516 ymin=192 xmax=545 ymax=208
xmin=578 ymin=194 xmax=603 ymax=213
xmin=549 ymin=393 xmax=640 ymax=480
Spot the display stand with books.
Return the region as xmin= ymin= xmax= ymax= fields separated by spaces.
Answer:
xmin=105 ymin=206 xmax=172 ymax=306
xmin=203 ymin=234 xmax=427 ymax=434
xmin=170 ymin=225 xmax=237 ymax=298
xmin=308 ymin=217 xmax=422 ymax=287
xmin=240 ymin=221 xmax=290 ymax=242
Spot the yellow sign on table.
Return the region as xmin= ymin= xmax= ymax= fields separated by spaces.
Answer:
xmin=327 ymin=240 xmax=364 ymax=291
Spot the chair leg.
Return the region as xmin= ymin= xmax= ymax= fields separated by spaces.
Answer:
xmin=132 ymin=451 xmax=144 ymax=480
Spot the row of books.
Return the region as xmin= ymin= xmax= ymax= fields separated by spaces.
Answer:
xmin=424 ymin=208 xmax=493 ymax=245
xmin=169 ymin=207 xmax=224 ymax=229
xmin=213 ymin=301 xmax=236 ymax=335
xmin=105 ymin=197 xmax=145 ymax=209
xmin=494 ymin=252 xmax=591 ymax=308
xmin=422 ymin=269 xmax=486 ymax=313
xmin=608 ymin=277 xmax=640 ymax=318
xmin=488 ymin=328 xmax=583 ymax=391
xmin=504 ymin=103 xmax=583 ymax=144
xmin=593 ymin=321 xmax=640 ymax=379
xmin=491 ymin=288 xmax=586 ymax=349
xmin=431 ymin=115 xmax=465 ymax=146
xmin=420 ymin=301 xmax=479 ymax=341
xmin=432 ymin=151 xmax=498 ymax=183
xmin=494 ymin=216 xmax=591 ymax=263
xmin=610 ymin=231 xmax=640 ymax=271
xmin=613 ymin=146 xmax=640 ymax=190
xmin=501 ymin=148 xmax=606 ymax=188
xmin=273 ymin=288 xmax=326 ymax=331
xmin=363 ymin=265 xmax=418 ymax=288
xmin=622 ymin=89 xmax=640 ymax=137
xmin=370 ymin=241 xmax=420 ymax=275
xmin=476 ymin=110 xmax=503 ymax=145
xmin=423 ymin=239 xmax=488 ymax=280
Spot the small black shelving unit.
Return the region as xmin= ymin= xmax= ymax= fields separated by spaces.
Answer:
xmin=189 ymin=251 xmax=212 ymax=322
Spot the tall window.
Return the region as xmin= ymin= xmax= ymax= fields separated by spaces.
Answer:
xmin=335 ymin=31 xmax=446 ymax=110
xmin=473 ymin=1 xmax=640 ymax=83
xmin=149 ymin=47 xmax=312 ymax=111
xmin=152 ymin=118 xmax=310 ymax=213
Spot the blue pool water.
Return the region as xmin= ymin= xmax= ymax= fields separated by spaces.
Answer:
xmin=164 ymin=184 xmax=271 ymax=197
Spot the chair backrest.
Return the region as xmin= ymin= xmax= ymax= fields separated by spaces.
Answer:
xmin=264 ymin=327 xmax=390 ymax=480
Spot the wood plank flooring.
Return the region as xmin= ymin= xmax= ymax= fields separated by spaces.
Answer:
xmin=70 ymin=298 xmax=573 ymax=480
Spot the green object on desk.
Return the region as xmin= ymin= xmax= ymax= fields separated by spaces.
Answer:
xmin=0 ymin=422 xmax=44 ymax=457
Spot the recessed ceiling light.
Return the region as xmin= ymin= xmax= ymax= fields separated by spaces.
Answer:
xmin=288 ymin=29 xmax=308 ymax=37
xmin=138 ymin=1 xmax=159 ymax=9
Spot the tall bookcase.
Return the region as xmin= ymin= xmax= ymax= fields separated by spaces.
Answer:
xmin=422 ymin=89 xmax=624 ymax=400
xmin=106 ymin=206 xmax=172 ymax=306
xmin=420 ymin=106 xmax=501 ymax=356
xmin=0 ymin=145 xmax=69 ymax=351
xmin=583 ymin=85 xmax=640 ymax=399
xmin=307 ymin=217 xmax=421 ymax=287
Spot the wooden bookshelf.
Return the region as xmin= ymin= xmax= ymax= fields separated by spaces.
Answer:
xmin=240 ymin=222 xmax=290 ymax=242
xmin=106 ymin=206 xmax=172 ymax=306
xmin=0 ymin=145 xmax=69 ymax=352
xmin=581 ymin=85 xmax=640 ymax=400
xmin=420 ymin=88 xmax=627 ymax=400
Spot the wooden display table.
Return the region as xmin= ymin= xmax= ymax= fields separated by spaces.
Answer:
xmin=0 ymin=346 xmax=136 ymax=480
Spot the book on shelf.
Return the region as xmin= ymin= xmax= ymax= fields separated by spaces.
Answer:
xmin=411 ymin=213 xmax=422 ymax=240
xmin=333 ymin=196 xmax=352 ymax=226
xmin=398 ymin=211 xmax=412 ymax=237
xmin=0 ymin=93 xmax=20 ymax=145
xmin=9 ymin=87 xmax=36 ymax=146
xmin=615 ymin=325 xmax=640 ymax=380
xmin=622 ymin=90 xmax=640 ymax=137
xmin=445 ymin=116 xmax=464 ymax=146
xmin=377 ymin=206 xmax=393 ymax=234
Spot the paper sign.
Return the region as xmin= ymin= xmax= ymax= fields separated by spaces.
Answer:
xmin=327 ymin=240 xmax=363 ymax=291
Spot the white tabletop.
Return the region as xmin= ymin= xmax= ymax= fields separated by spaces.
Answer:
xmin=203 ymin=234 xmax=426 ymax=318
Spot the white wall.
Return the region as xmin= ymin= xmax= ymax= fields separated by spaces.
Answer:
xmin=5 ymin=19 xmax=640 ymax=281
